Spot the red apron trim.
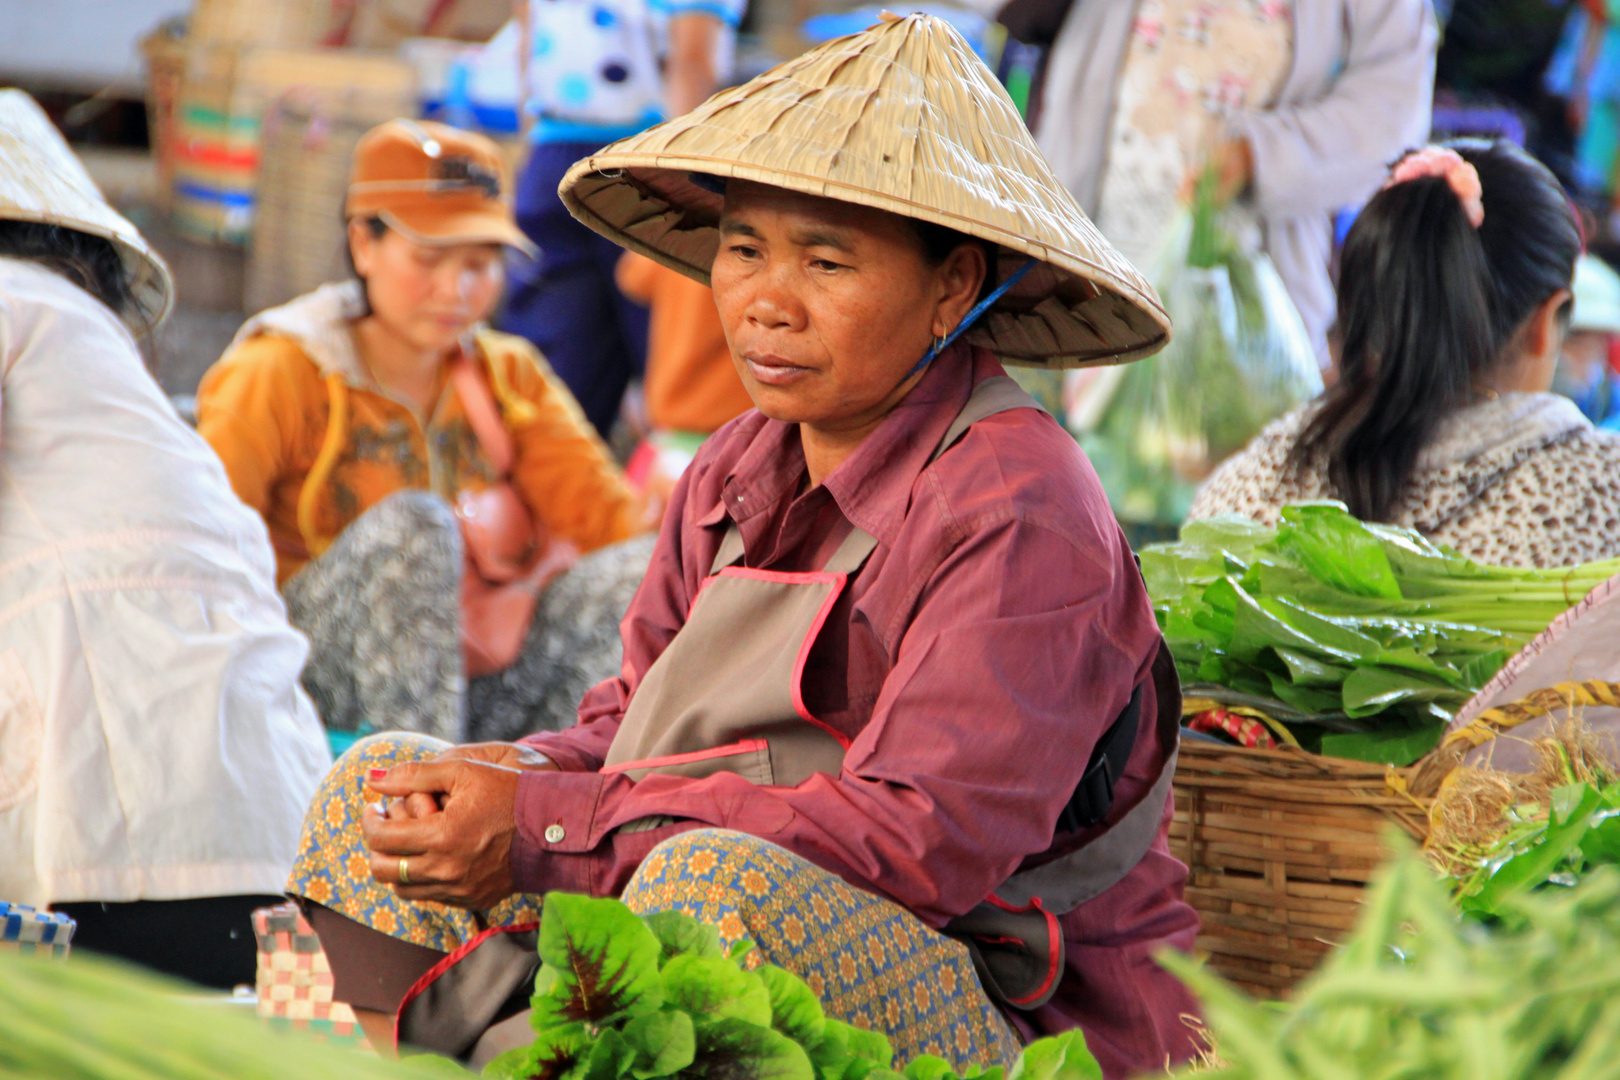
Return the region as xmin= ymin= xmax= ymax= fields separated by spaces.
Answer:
xmin=719 ymin=567 xmax=842 ymax=587
xmin=393 ymin=921 xmax=539 ymax=1053
xmin=983 ymin=894 xmax=1062 ymax=1007
xmin=601 ymin=738 xmax=771 ymax=775
xmin=787 ymin=573 xmax=853 ymax=749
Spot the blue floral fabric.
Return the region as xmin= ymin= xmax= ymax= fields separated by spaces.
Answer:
xmin=287 ymin=734 xmax=1020 ymax=1071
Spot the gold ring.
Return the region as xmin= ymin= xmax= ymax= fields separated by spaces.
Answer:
xmin=398 ymin=857 xmax=411 ymax=886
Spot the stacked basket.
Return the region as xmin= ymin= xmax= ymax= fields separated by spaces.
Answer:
xmin=246 ymin=91 xmax=409 ymax=313
xmin=174 ymin=47 xmax=417 ymax=245
xmin=0 ymin=902 xmax=74 ymax=960
xmin=252 ymin=902 xmax=370 ymax=1050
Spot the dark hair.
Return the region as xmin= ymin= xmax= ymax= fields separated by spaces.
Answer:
xmin=344 ymin=214 xmax=390 ymax=317
xmin=907 ymin=218 xmax=997 ymax=303
xmin=0 ymin=220 xmax=141 ymax=323
xmin=1292 ymin=140 xmax=1580 ymax=522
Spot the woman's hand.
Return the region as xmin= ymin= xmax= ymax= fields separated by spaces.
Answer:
xmin=361 ymin=760 xmax=528 ymax=909
xmin=1181 ymin=137 xmax=1254 ymax=205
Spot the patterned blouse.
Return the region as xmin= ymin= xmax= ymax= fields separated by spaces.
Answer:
xmin=1095 ymin=0 xmax=1295 ymax=268
xmin=1188 ymin=393 xmax=1620 ymax=569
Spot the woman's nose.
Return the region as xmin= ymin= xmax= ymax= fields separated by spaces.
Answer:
xmin=743 ymin=268 xmax=805 ymax=331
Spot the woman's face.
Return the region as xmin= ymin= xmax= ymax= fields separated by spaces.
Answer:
xmin=710 ymin=182 xmax=985 ymax=431
xmin=349 ymin=222 xmax=505 ymax=355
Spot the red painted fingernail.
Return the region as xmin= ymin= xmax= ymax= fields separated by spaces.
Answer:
xmin=368 ymin=769 xmax=388 ymax=782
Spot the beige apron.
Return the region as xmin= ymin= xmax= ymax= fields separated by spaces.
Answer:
xmin=603 ymin=376 xmax=1041 ymax=785
xmin=602 ymin=375 xmax=1182 ymax=1012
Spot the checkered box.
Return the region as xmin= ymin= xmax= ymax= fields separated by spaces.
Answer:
xmin=251 ymin=903 xmax=370 ymax=1050
xmin=0 ymin=901 xmax=73 ymax=959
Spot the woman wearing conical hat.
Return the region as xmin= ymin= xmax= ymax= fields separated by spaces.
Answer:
xmin=288 ymin=16 xmax=1201 ymax=1076
xmin=0 ymin=90 xmax=330 ymax=987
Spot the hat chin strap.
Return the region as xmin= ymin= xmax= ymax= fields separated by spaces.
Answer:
xmin=900 ymin=258 xmax=1036 ymax=385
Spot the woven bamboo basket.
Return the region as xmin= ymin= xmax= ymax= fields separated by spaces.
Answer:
xmin=140 ymin=27 xmax=188 ymax=211
xmin=175 ymin=46 xmax=417 ymax=245
xmin=1172 ymin=678 xmax=1616 ymax=996
xmin=247 ymin=97 xmax=382 ymax=313
xmin=1169 ymin=743 xmax=1430 ymax=996
xmin=190 ymin=0 xmax=328 ymax=48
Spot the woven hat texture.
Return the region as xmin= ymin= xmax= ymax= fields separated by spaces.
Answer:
xmin=0 ymin=90 xmax=175 ymax=325
xmin=559 ymin=12 xmax=1168 ymax=367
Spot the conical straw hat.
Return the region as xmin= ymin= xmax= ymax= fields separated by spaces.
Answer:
xmin=0 ymin=89 xmax=175 ymax=327
xmin=560 ymin=12 xmax=1168 ymax=368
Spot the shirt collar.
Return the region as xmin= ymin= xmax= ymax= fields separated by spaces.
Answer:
xmin=704 ymin=343 xmax=994 ymax=548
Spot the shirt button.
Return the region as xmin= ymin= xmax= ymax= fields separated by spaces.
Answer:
xmin=544 ymin=824 xmax=566 ymax=844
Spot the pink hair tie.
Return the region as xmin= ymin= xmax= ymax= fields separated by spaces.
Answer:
xmin=1383 ymin=147 xmax=1485 ymax=228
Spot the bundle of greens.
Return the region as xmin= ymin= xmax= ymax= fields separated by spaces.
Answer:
xmin=1142 ymin=504 xmax=1620 ymax=764
xmin=0 ymin=948 xmax=460 ymax=1079
xmin=488 ymin=893 xmax=1100 ymax=1080
xmin=1433 ymin=726 xmax=1620 ymax=917
xmin=1162 ymin=847 xmax=1620 ymax=1080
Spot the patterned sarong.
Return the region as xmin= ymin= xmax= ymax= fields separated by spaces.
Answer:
xmin=288 ymin=734 xmax=1022 ymax=1070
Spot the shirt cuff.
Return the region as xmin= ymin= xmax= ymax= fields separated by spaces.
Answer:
xmin=509 ymin=769 xmax=630 ymax=894
xmin=517 ymin=735 xmax=601 ymax=773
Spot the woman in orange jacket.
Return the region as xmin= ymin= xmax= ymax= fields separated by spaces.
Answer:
xmin=198 ymin=119 xmax=652 ymax=745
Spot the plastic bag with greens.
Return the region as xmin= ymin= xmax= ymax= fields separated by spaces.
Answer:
xmin=1076 ymin=190 xmax=1322 ymax=529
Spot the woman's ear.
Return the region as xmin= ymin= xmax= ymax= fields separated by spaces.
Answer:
xmin=1523 ymin=287 xmax=1572 ymax=366
xmin=1497 ymin=287 xmax=1573 ymax=395
xmin=348 ymin=218 xmax=379 ymax=279
xmin=932 ymin=243 xmax=988 ymax=339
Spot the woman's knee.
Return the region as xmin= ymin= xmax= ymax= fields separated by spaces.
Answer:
xmin=308 ymin=732 xmax=453 ymax=807
xmin=353 ymin=490 xmax=460 ymax=563
xmin=622 ymin=829 xmax=782 ymax=902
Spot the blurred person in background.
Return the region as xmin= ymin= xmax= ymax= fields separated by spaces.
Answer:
xmin=615 ymin=251 xmax=754 ymax=495
xmin=198 ymin=121 xmax=654 ymax=749
xmin=0 ymin=90 xmax=329 ymax=988
xmin=1544 ymin=0 xmax=1620 ymax=206
xmin=500 ymin=0 xmax=748 ymax=439
xmin=1034 ymin=0 xmax=1438 ymax=366
xmin=1435 ymin=0 xmax=1579 ymax=184
xmin=1554 ymin=253 xmax=1620 ymax=425
xmin=1192 ymin=141 xmax=1620 ymax=568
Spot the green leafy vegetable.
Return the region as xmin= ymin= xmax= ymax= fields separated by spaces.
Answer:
xmin=489 ymin=894 xmax=1103 ymax=1080
xmin=0 ymin=947 xmax=463 ymax=1080
xmin=1443 ymin=755 xmax=1620 ymax=916
xmin=1144 ymin=505 xmax=1620 ymax=763
xmin=1164 ymin=844 xmax=1620 ymax=1079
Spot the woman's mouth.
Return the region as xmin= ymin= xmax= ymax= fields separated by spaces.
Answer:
xmin=743 ymin=354 xmax=812 ymax=387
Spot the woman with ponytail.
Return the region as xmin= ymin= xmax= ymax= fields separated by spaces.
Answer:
xmin=1190 ymin=139 xmax=1620 ymax=569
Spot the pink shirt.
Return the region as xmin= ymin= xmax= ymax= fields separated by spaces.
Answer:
xmin=514 ymin=345 xmax=1201 ymax=1077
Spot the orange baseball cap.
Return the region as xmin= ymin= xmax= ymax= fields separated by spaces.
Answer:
xmin=346 ymin=119 xmax=537 ymax=257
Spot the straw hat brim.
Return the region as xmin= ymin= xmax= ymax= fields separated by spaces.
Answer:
xmin=0 ymin=89 xmax=174 ymax=329
xmin=557 ymin=13 xmax=1171 ymax=369
xmin=563 ymin=156 xmax=1168 ymax=368
xmin=0 ymin=206 xmax=175 ymax=328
